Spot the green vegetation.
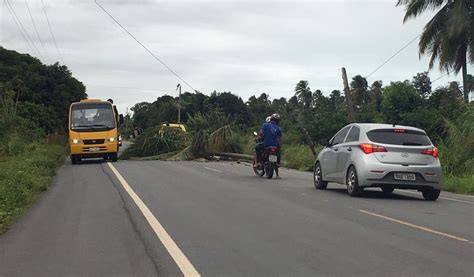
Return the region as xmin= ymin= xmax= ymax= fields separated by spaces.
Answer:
xmin=0 ymin=47 xmax=86 ymax=233
xmin=443 ymin=175 xmax=474 ymax=195
xmin=124 ymin=71 xmax=473 ymax=194
xmin=0 ymin=137 xmax=67 ymax=234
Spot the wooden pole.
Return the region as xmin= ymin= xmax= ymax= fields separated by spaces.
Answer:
xmin=177 ymin=84 xmax=181 ymax=123
xmin=342 ymin=67 xmax=355 ymax=122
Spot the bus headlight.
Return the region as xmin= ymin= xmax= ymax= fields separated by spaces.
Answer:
xmin=107 ymin=137 xmax=115 ymax=142
xmin=72 ymin=139 xmax=81 ymax=144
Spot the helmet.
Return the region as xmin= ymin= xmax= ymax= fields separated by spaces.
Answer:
xmin=265 ymin=116 xmax=271 ymax=123
xmin=270 ymin=113 xmax=280 ymax=124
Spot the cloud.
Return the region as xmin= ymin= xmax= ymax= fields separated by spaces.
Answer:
xmin=1 ymin=0 xmax=467 ymax=113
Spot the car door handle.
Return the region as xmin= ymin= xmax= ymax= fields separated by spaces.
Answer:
xmin=333 ymin=148 xmax=338 ymax=152
xmin=347 ymin=147 xmax=352 ymax=152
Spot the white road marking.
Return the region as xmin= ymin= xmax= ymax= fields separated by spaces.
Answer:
xmin=396 ymin=190 xmax=474 ymax=205
xmin=107 ymin=162 xmax=200 ymax=277
xmin=360 ymin=209 xmax=470 ymax=243
xmin=203 ymin=166 xmax=222 ymax=173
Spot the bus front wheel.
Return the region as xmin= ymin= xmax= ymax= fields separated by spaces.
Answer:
xmin=71 ymin=155 xmax=80 ymax=165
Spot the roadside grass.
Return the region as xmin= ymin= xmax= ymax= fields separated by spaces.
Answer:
xmin=281 ymin=144 xmax=316 ymax=171
xmin=0 ymin=141 xmax=67 ymax=234
xmin=443 ymin=175 xmax=474 ymax=195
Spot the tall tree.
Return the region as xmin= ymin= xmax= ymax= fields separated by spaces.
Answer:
xmin=412 ymin=71 xmax=432 ymax=98
xmin=397 ymin=0 xmax=473 ymax=103
xmin=350 ymin=75 xmax=369 ymax=109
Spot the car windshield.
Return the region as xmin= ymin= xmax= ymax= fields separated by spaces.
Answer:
xmin=367 ymin=129 xmax=431 ymax=146
xmin=71 ymin=103 xmax=115 ymax=131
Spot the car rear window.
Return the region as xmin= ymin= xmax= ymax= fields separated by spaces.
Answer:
xmin=366 ymin=129 xmax=431 ymax=146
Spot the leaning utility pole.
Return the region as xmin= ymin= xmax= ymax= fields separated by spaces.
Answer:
xmin=342 ymin=67 xmax=355 ymax=122
xmin=176 ymin=84 xmax=181 ymax=123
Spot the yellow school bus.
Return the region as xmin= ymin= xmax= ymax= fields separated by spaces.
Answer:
xmin=68 ymin=99 xmax=122 ymax=164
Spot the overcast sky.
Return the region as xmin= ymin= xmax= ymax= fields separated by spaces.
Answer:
xmin=1 ymin=0 xmax=470 ymax=113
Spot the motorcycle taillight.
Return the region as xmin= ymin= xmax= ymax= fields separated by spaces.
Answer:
xmin=270 ymin=148 xmax=277 ymax=153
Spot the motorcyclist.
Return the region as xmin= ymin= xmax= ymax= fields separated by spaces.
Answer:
xmin=254 ymin=114 xmax=282 ymax=175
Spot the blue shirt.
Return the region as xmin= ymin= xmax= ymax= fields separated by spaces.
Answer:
xmin=261 ymin=122 xmax=282 ymax=147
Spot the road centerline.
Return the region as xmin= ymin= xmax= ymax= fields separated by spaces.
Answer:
xmin=203 ymin=166 xmax=222 ymax=173
xmin=360 ymin=209 xmax=470 ymax=243
xmin=107 ymin=162 xmax=200 ymax=277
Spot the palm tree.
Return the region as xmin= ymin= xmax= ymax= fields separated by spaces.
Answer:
xmin=294 ymin=80 xmax=313 ymax=110
xmin=397 ymin=0 xmax=473 ymax=102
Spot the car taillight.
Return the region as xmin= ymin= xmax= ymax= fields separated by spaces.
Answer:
xmin=421 ymin=147 xmax=438 ymax=158
xmin=359 ymin=143 xmax=387 ymax=154
xmin=393 ymin=128 xmax=406 ymax=133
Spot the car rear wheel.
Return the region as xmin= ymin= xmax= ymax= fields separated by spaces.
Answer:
xmin=422 ymin=188 xmax=440 ymax=201
xmin=346 ymin=166 xmax=363 ymax=197
xmin=313 ymin=162 xmax=328 ymax=189
xmin=382 ymin=187 xmax=395 ymax=194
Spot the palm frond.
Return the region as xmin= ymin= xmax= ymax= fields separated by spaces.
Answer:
xmin=208 ymin=125 xmax=235 ymax=153
xmin=399 ymin=0 xmax=447 ymax=23
xmin=168 ymin=146 xmax=196 ymax=161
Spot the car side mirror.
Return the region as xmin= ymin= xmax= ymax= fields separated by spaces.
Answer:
xmin=319 ymin=138 xmax=330 ymax=147
xmin=119 ymin=114 xmax=124 ymax=125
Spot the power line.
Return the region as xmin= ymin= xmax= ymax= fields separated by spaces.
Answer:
xmin=5 ymin=0 xmax=44 ymax=59
xmin=94 ymin=0 xmax=197 ymax=92
xmin=25 ymin=0 xmax=51 ymax=63
xmin=41 ymin=0 xmax=63 ymax=63
xmin=4 ymin=0 xmax=35 ymax=54
xmin=431 ymin=73 xmax=448 ymax=84
xmin=365 ymin=34 xmax=421 ymax=79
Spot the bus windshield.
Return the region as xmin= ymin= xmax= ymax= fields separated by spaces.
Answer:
xmin=71 ymin=103 xmax=116 ymax=131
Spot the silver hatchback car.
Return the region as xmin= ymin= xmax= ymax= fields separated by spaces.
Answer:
xmin=313 ymin=123 xmax=442 ymax=200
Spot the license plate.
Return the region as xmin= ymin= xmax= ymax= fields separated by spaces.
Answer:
xmin=89 ymin=147 xmax=101 ymax=152
xmin=269 ymin=155 xmax=277 ymax=162
xmin=394 ymin=173 xmax=416 ymax=181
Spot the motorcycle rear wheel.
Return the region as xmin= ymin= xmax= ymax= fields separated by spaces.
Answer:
xmin=265 ymin=162 xmax=274 ymax=179
xmin=253 ymin=160 xmax=265 ymax=177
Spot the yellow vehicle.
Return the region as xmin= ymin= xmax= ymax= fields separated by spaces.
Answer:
xmin=158 ymin=123 xmax=187 ymax=137
xmin=68 ymin=99 xmax=123 ymax=164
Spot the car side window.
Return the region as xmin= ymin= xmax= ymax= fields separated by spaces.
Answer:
xmin=331 ymin=126 xmax=351 ymax=145
xmin=345 ymin=126 xmax=360 ymax=143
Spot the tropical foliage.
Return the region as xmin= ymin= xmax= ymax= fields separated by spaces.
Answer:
xmin=397 ymin=0 xmax=473 ymax=102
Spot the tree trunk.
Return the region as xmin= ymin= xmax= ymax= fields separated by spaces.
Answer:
xmin=462 ymin=56 xmax=469 ymax=103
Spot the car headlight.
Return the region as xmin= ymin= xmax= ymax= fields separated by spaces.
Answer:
xmin=72 ymin=139 xmax=81 ymax=144
xmin=107 ymin=137 xmax=115 ymax=142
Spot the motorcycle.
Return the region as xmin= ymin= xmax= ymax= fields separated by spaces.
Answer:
xmin=252 ymin=132 xmax=280 ymax=179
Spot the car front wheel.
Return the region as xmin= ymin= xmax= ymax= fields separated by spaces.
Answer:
xmin=346 ymin=166 xmax=363 ymax=197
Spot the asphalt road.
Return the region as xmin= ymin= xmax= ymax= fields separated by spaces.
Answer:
xmin=1 ymin=158 xmax=473 ymax=276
